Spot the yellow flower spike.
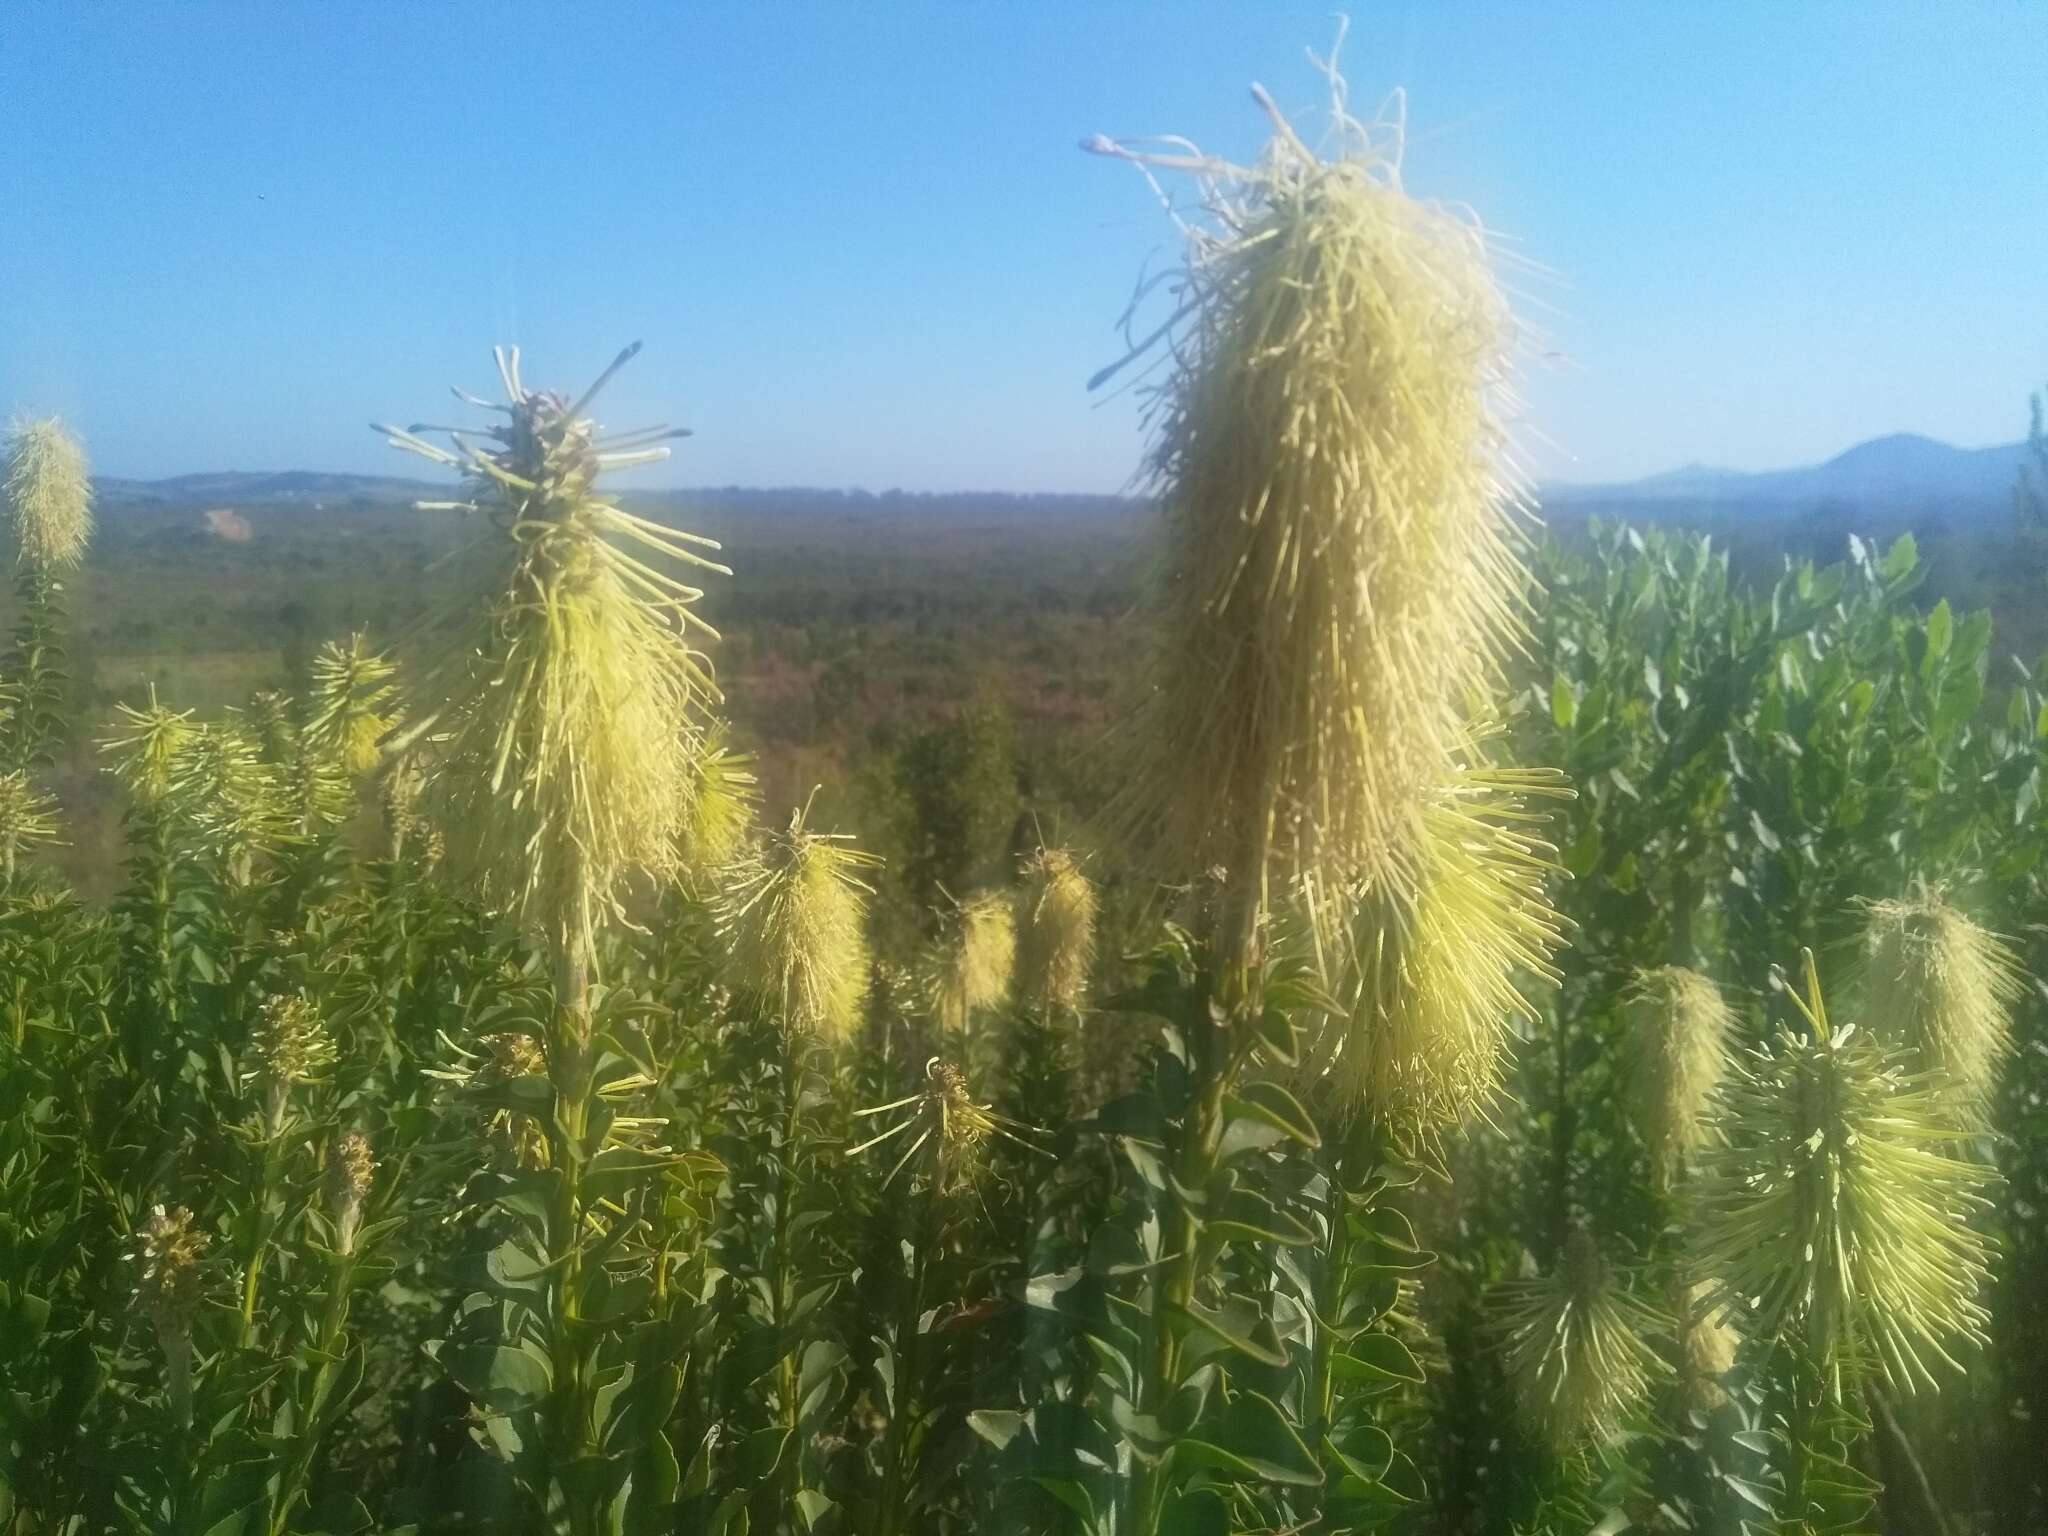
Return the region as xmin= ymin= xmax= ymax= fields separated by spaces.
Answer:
xmin=4 ymin=417 xmax=93 ymax=570
xmin=100 ymin=686 xmax=198 ymax=805
xmin=306 ymin=630 xmax=402 ymax=775
xmin=679 ymin=728 xmax=759 ymax=883
xmin=1329 ymin=746 xmax=1571 ymax=1138
xmin=1626 ymin=966 xmax=1736 ymax=1180
xmin=1691 ymin=962 xmax=1997 ymax=1395
xmin=1094 ymin=67 xmax=1534 ymax=909
xmin=375 ymin=344 xmax=728 ymax=959
xmin=1016 ymin=847 xmax=1096 ymax=1011
xmin=716 ymin=797 xmax=879 ymax=1039
xmin=926 ymin=888 xmax=1018 ymax=1033
xmin=1491 ymin=1230 xmax=1670 ymax=1449
xmin=0 ymin=770 xmax=64 ymax=877
xmin=1856 ymin=887 xmax=2022 ymax=1113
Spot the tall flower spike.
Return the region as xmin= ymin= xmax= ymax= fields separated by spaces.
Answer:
xmin=1856 ymin=888 xmax=2022 ymax=1111
xmin=1093 ymin=70 xmax=1532 ymax=906
xmin=101 ymin=686 xmax=198 ymax=804
xmin=716 ymin=798 xmax=878 ymax=1039
xmin=1330 ymin=748 xmax=1571 ymax=1138
xmin=926 ymin=888 xmax=1018 ymax=1033
xmin=306 ymin=630 xmax=402 ymax=775
xmin=1691 ymin=952 xmax=1996 ymax=1394
xmin=0 ymin=770 xmax=63 ymax=877
xmin=374 ymin=344 xmax=727 ymax=957
xmin=1016 ymin=846 xmax=1096 ymax=1011
xmin=1491 ymin=1230 xmax=1669 ymax=1449
xmin=4 ymin=417 xmax=93 ymax=570
xmin=1626 ymin=966 xmax=1736 ymax=1180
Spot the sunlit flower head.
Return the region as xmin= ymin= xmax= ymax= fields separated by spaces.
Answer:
xmin=306 ymin=630 xmax=401 ymax=775
xmin=715 ymin=797 xmax=878 ymax=1038
xmin=1016 ymin=846 xmax=1096 ymax=1011
xmin=1327 ymin=748 xmax=1570 ymax=1138
xmin=4 ymin=417 xmax=93 ymax=570
xmin=1095 ymin=67 xmax=1531 ymax=903
xmin=1857 ymin=887 xmax=2022 ymax=1112
xmin=1691 ymin=954 xmax=1995 ymax=1393
xmin=1626 ymin=966 xmax=1736 ymax=1179
xmin=927 ymin=888 xmax=1017 ymax=1032
xmin=375 ymin=344 xmax=727 ymax=955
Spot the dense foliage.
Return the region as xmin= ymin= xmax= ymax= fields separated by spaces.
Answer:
xmin=3 ymin=85 xmax=2044 ymax=1536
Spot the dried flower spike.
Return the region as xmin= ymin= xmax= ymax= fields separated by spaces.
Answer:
xmin=1492 ymin=1229 xmax=1669 ymax=1449
xmin=1626 ymin=966 xmax=1736 ymax=1179
xmin=4 ymin=417 xmax=93 ymax=570
xmin=326 ymin=1129 xmax=375 ymax=1255
xmin=1017 ymin=847 xmax=1096 ymax=1011
xmin=247 ymin=993 xmax=334 ymax=1135
xmin=717 ymin=797 xmax=878 ymax=1039
xmin=1096 ymin=73 xmax=1531 ymax=906
xmin=130 ymin=1203 xmax=210 ymax=1425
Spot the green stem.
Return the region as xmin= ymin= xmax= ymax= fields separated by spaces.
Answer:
xmin=769 ymin=1028 xmax=806 ymax=1508
xmin=546 ymin=885 xmax=597 ymax=1535
xmin=871 ymin=1178 xmax=939 ymax=1535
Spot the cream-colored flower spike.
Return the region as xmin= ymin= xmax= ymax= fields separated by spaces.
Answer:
xmin=1691 ymin=952 xmax=1996 ymax=1394
xmin=1857 ymin=887 xmax=2022 ymax=1112
xmin=927 ymin=888 xmax=1018 ymax=1032
xmin=1491 ymin=1230 xmax=1669 ymax=1449
xmin=1332 ymin=748 xmax=1571 ymax=1137
xmin=1016 ymin=847 xmax=1096 ymax=1011
xmin=716 ymin=797 xmax=879 ymax=1039
xmin=100 ymin=685 xmax=198 ymax=804
xmin=1626 ymin=966 xmax=1736 ymax=1179
xmin=374 ymin=344 xmax=727 ymax=957
xmin=1092 ymin=62 xmax=1531 ymax=907
xmin=4 ymin=417 xmax=93 ymax=570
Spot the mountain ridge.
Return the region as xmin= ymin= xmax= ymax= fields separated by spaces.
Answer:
xmin=88 ymin=430 xmax=2032 ymax=516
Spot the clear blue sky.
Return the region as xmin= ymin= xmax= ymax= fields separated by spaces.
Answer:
xmin=2 ymin=2 xmax=2042 ymax=493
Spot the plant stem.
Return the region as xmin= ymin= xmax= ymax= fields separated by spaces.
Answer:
xmin=546 ymin=883 xmax=597 ymax=1534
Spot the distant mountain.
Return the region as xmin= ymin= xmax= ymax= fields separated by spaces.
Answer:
xmin=1547 ymin=433 xmax=2029 ymax=512
xmin=94 ymin=469 xmax=442 ymax=508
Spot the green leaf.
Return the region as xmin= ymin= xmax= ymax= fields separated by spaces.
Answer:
xmin=1880 ymin=531 xmax=1919 ymax=581
xmin=1924 ymin=598 xmax=1953 ymax=662
xmin=1208 ymin=1186 xmax=1315 ymax=1247
xmin=1222 ymin=1081 xmax=1319 ymax=1150
xmin=440 ymin=1343 xmax=552 ymax=1414
xmin=1175 ymin=1390 xmax=1321 ymax=1487
xmin=792 ymin=1489 xmax=834 ymax=1530
xmin=966 ymin=1408 xmax=1027 ymax=1450
xmin=1170 ymin=1296 xmax=1289 ymax=1367
xmin=1330 ymin=1332 xmax=1424 ymax=1387
xmin=1551 ymin=674 xmax=1577 ymax=729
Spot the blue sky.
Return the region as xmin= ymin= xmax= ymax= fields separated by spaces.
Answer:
xmin=2 ymin=2 xmax=2042 ymax=493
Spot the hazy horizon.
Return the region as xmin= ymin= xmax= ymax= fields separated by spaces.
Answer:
xmin=4 ymin=2 xmax=2044 ymax=494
